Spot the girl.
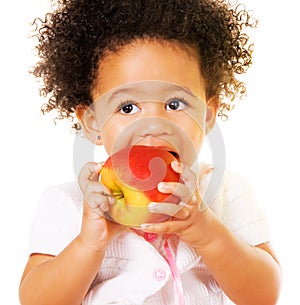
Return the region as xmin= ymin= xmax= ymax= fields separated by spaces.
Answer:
xmin=19 ymin=1 xmax=281 ymax=304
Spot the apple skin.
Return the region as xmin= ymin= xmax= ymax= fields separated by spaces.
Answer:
xmin=100 ymin=145 xmax=181 ymax=226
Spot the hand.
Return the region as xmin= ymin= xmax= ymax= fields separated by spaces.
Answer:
xmin=78 ymin=162 xmax=122 ymax=249
xmin=141 ymin=161 xmax=217 ymax=251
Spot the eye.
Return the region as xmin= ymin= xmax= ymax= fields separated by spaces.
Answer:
xmin=165 ymin=97 xmax=188 ymax=111
xmin=118 ymin=101 xmax=140 ymax=114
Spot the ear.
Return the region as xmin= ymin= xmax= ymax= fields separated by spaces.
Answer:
xmin=205 ymin=97 xmax=218 ymax=134
xmin=76 ymin=105 xmax=102 ymax=145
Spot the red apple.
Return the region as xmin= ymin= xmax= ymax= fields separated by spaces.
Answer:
xmin=100 ymin=145 xmax=181 ymax=226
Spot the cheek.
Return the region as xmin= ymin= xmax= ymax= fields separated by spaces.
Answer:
xmin=101 ymin=118 xmax=133 ymax=154
xmin=194 ymin=121 xmax=206 ymax=150
xmin=178 ymin=112 xmax=205 ymax=141
xmin=172 ymin=119 xmax=205 ymax=166
xmin=101 ymin=125 xmax=120 ymax=154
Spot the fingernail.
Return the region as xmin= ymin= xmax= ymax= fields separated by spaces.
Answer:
xmin=140 ymin=223 xmax=151 ymax=229
xmin=158 ymin=182 xmax=169 ymax=192
xmin=148 ymin=202 xmax=158 ymax=207
xmin=95 ymin=163 xmax=102 ymax=172
xmin=148 ymin=203 xmax=158 ymax=213
xmin=171 ymin=161 xmax=182 ymax=173
xmin=100 ymin=202 xmax=108 ymax=212
xmin=108 ymin=197 xmax=115 ymax=205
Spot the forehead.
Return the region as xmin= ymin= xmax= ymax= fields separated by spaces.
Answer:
xmin=94 ymin=80 xmax=201 ymax=106
xmin=91 ymin=39 xmax=206 ymax=102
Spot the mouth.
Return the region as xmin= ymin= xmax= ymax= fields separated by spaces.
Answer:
xmin=157 ymin=146 xmax=180 ymax=160
xmin=168 ymin=150 xmax=180 ymax=160
xmin=132 ymin=142 xmax=180 ymax=160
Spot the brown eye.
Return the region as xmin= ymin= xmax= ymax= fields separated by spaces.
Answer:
xmin=166 ymin=98 xmax=187 ymax=111
xmin=119 ymin=102 xmax=139 ymax=114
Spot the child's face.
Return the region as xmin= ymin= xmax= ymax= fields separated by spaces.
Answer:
xmin=81 ymin=40 xmax=216 ymax=166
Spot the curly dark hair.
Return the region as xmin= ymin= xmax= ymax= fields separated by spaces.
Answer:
xmin=31 ymin=0 xmax=256 ymax=127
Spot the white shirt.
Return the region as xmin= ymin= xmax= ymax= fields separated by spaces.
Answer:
xmin=28 ymin=168 xmax=271 ymax=305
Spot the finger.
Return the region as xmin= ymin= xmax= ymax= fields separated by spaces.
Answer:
xmin=85 ymin=192 xmax=109 ymax=213
xmin=79 ymin=162 xmax=102 ymax=185
xmin=158 ymin=182 xmax=196 ymax=204
xmin=148 ymin=202 xmax=183 ymax=216
xmin=172 ymin=161 xmax=198 ymax=191
xmin=84 ymin=180 xmax=106 ymax=194
xmin=148 ymin=202 xmax=191 ymax=219
xmin=84 ymin=182 xmax=115 ymax=204
xmin=141 ymin=218 xmax=185 ymax=234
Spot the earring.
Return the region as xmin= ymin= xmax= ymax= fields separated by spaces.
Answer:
xmin=97 ymin=135 xmax=101 ymax=140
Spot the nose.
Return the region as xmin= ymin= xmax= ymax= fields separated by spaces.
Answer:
xmin=138 ymin=117 xmax=173 ymax=137
xmin=137 ymin=103 xmax=173 ymax=137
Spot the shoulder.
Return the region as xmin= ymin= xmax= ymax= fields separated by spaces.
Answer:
xmin=201 ymin=166 xmax=271 ymax=245
xmin=39 ymin=181 xmax=83 ymax=210
xmin=221 ymin=169 xmax=255 ymax=200
xmin=34 ymin=181 xmax=84 ymax=224
xmin=28 ymin=182 xmax=83 ymax=256
xmin=199 ymin=164 xmax=253 ymax=207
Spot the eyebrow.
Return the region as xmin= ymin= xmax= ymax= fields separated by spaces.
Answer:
xmin=99 ymin=82 xmax=199 ymax=106
xmin=109 ymin=87 xmax=142 ymax=101
xmin=174 ymin=85 xmax=198 ymax=98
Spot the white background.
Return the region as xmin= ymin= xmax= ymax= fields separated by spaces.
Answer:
xmin=1 ymin=0 xmax=299 ymax=304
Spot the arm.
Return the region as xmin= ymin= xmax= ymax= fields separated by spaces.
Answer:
xmin=142 ymin=162 xmax=282 ymax=305
xmin=192 ymin=209 xmax=281 ymax=305
xmin=19 ymin=163 xmax=121 ymax=305
xmin=19 ymin=232 xmax=106 ymax=305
